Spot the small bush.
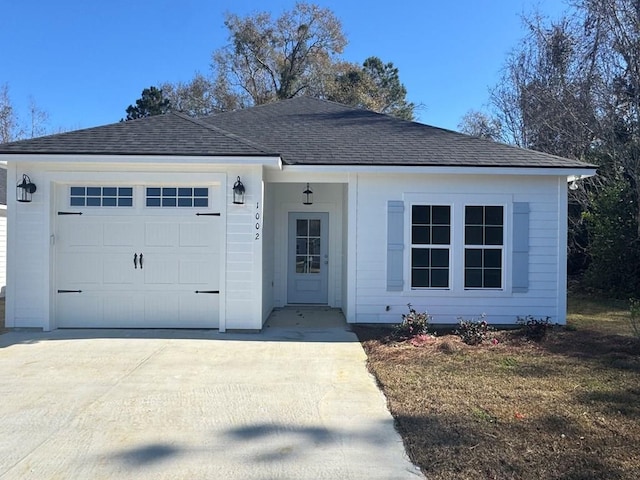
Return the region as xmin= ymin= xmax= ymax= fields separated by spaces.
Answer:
xmin=455 ymin=314 xmax=492 ymax=345
xmin=517 ymin=315 xmax=553 ymax=341
xmin=393 ymin=304 xmax=432 ymax=340
xmin=630 ymin=298 xmax=640 ymax=338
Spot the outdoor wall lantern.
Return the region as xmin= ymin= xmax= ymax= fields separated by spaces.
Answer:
xmin=303 ymin=183 xmax=313 ymax=205
xmin=569 ymin=175 xmax=582 ymax=191
xmin=232 ymin=176 xmax=246 ymax=204
xmin=17 ymin=174 xmax=37 ymax=203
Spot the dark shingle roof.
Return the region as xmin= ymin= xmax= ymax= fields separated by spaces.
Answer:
xmin=0 ymin=112 xmax=275 ymax=157
xmin=201 ymin=97 xmax=594 ymax=168
xmin=0 ymin=96 xmax=595 ymax=169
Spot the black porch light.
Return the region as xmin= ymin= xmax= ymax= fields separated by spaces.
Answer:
xmin=17 ymin=174 xmax=37 ymax=203
xmin=303 ymin=183 xmax=313 ymax=205
xmin=232 ymin=176 xmax=245 ymax=204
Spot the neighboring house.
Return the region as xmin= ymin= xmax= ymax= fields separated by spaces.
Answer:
xmin=0 ymin=97 xmax=596 ymax=331
xmin=0 ymin=165 xmax=6 ymax=297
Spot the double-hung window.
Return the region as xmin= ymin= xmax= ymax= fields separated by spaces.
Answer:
xmin=410 ymin=205 xmax=451 ymax=288
xmin=464 ymin=205 xmax=504 ymax=289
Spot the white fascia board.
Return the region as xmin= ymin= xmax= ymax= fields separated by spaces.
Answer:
xmin=0 ymin=153 xmax=283 ymax=168
xmin=281 ymin=164 xmax=597 ymax=177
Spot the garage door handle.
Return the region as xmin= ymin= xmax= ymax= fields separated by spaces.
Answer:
xmin=133 ymin=253 xmax=138 ymax=269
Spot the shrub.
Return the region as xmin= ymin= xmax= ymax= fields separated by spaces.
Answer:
xmin=517 ymin=315 xmax=553 ymax=341
xmin=630 ymin=299 xmax=640 ymax=338
xmin=455 ymin=314 xmax=492 ymax=345
xmin=583 ymin=177 xmax=640 ymax=297
xmin=393 ymin=304 xmax=432 ymax=340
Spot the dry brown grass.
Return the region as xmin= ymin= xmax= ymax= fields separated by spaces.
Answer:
xmin=355 ymin=296 xmax=640 ymax=480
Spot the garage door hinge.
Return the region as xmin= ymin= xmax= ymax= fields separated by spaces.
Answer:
xmin=194 ymin=290 xmax=220 ymax=294
xmin=58 ymin=211 xmax=83 ymax=215
xmin=57 ymin=289 xmax=83 ymax=293
xmin=195 ymin=212 xmax=221 ymax=216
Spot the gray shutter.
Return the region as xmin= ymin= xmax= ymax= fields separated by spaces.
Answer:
xmin=512 ymin=202 xmax=529 ymax=293
xmin=387 ymin=201 xmax=404 ymax=291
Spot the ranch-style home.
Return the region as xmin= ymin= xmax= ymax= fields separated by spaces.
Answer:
xmin=0 ymin=96 xmax=596 ymax=331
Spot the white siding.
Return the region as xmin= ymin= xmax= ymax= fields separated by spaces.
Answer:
xmin=4 ymin=158 xmax=572 ymax=330
xmin=5 ymin=160 xmax=269 ymax=331
xmin=353 ymin=173 xmax=567 ymax=325
xmin=0 ymin=207 xmax=6 ymax=295
xmin=261 ymin=180 xmax=276 ymax=323
xmin=6 ymin=163 xmax=49 ymax=328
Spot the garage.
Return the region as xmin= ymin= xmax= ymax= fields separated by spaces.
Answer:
xmin=54 ymin=183 xmax=223 ymax=328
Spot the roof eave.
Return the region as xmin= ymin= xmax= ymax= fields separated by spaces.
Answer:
xmin=0 ymin=152 xmax=283 ymax=167
xmin=280 ymin=164 xmax=598 ymax=177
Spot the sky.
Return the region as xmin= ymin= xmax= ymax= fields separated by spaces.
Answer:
xmin=0 ymin=0 xmax=569 ymax=134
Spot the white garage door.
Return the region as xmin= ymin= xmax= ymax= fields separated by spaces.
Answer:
xmin=55 ymin=185 xmax=222 ymax=328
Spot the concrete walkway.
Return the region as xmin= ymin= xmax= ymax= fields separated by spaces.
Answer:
xmin=0 ymin=311 xmax=423 ymax=479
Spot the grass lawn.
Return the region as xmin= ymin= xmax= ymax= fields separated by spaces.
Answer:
xmin=355 ymin=295 xmax=640 ymax=480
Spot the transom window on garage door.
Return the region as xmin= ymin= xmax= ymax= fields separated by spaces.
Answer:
xmin=70 ymin=187 xmax=133 ymax=207
xmin=146 ymin=187 xmax=209 ymax=207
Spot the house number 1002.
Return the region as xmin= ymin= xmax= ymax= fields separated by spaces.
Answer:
xmin=255 ymin=203 xmax=261 ymax=240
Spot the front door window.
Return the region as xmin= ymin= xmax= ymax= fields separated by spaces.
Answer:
xmin=296 ymin=219 xmax=321 ymax=273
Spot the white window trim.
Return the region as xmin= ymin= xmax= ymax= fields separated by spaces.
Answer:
xmin=403 ymin=193 xmax=513 ymax=297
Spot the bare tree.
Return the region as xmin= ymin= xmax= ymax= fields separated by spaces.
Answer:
xmin=0 ymin=83 xmax=22 ymax=143
xmin=1 ymin=84 xmax=51 ymax=142
xmin=458 ymin=110 xmax=504 ymax=141
xmin=211 ymin=2 xmax=347 ymax=107
xmin=161 ymin=73 xmax=221 ymax=116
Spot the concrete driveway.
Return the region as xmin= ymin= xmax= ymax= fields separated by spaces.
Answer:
xmin=0 ymin=319 xmax=423 ymax=479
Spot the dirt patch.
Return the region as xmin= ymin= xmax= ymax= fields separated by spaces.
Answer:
xmin=354 ymin=310 xmax=640 ymax=480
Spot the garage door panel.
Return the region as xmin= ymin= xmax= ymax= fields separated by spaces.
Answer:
xmin=144 ymin=294 xmax=178 ymax=325
xmin=57 ymin=295 xmax=101 ymax=327
xmin=103 ymin=254 xmax=136 ymax=284
xmin=140 ymin=292 xmax=218 ymax=328
xmin=59 ymin=222 xmax=103 ymax=248
xmin=102 ymin=294 xmax=137 ymax=325
xmin=145 ymin=222 xmax=178 ymax=247
xmin=103 ymin=221 xmax=137 ymax=246
xmin=58 ymin=253 xmax=102 ymax=285
xmin=179 ymin=258 xmax=219 ymax=285
xmin=143 ymin=258 xmax=178 ymax=284
xmin=180 ymin=293 xmax=219 ymax=328
xmin=180 ymin=222 xmax=219 ymax=247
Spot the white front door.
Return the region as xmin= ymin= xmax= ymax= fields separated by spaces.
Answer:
xmin=287 ymin=212 xmax=329 ymax=304
xmin=55 ymin=185 xmax=222 ymax=328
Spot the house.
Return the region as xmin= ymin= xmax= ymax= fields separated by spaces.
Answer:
xmin=0 ymin=97 xmax=596 ymax=331
xmin=0 ymin=165 xmax=6 ymax=296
